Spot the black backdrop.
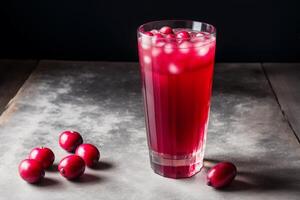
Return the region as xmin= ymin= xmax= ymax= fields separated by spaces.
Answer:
xmin=1 ymin=1 xmax=300 ymax=62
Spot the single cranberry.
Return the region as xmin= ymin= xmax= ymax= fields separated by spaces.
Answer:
xmin=59 ymin=131 xmax=83 ymax=152
xmin=19 ymin=159 xmax=45 ymax=183
xmin=207 ymin=162 xmax=237 ymax=189
xmin=29 ymin=147 xmax=55 ymax=169
xmin=75 ymin=143 xmax=100 ymax=168
xmin=58 ymin=155 xmax=85 ymax=180
xmin=152 ymin=33 xmax=164 ymax=44
xmin=144 ymin=31 xmax=153 ymax=36
xmin=176 ymin=31 xmax=190 ymax=40
xmin=159 ymin=26 xmax=173 ymax=34
xmin=165 ymin=33 xmax=176 ymax=41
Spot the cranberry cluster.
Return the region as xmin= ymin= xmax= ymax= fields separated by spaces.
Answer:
xmin=18 ymin=130 xmax=237 ymax=188
xmin=18 ymin=130 xmax=100 ymax=183
xmin=144 ymin=26 xmax=190 ymax=40
xmin=142 ymin=26 xmax=212 ymax=45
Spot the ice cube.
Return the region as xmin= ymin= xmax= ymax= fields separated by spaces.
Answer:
xmin=179 ymin=41 xmax=191 ymax=54
xmin=197 ymin=46 xmax=210 ymax=56
xmin=196 ymin=32 xmax=205 ymax=37
xmin=151 ymin=29 xmax=159 ymax=34
xmin=193 ymin=41 xmax=206 ymax=47
xmin=155 ymin=41 xmax=166 ymax=48
xmin=164 ymin=43 xmax=175 ymax=54
xmin=152 ymin=47 xmax=162 ymax=57
xmin=143 ymin=55 xmax=151 ymax=64
xmin=141 ymin=42 xmax=150 ymax=50
xmin=169 ymin=63 xmax=180 ymax=74
xmin=141 ymin=36 xmax=151 ymax=50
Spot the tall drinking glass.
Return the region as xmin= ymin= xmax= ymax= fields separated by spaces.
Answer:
xmin=137 ymin=20 xmax=216 ymax=178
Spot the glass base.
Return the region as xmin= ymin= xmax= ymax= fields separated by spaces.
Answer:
xmin=149 ymin=149 xmax=204 ymax=179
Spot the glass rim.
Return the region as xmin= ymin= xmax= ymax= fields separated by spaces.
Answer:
xmin=137 ymin=20 xmax=216 ymax=38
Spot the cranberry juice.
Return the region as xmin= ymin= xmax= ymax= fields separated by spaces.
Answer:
xmin=138 ymin=24 xmax=216 ymax=178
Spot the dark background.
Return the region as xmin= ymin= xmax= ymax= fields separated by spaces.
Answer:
xmin=1 ymin=1 xmax=300 ymax=62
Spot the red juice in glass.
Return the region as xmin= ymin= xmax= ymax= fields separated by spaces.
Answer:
xmin=137 ymin=20 xmax=216 ymax=178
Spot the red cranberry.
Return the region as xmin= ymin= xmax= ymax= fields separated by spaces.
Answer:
xmin=165 ymin=33 xmax=176 ymax=41
xmin=176 ymin=31 xmax=190 ymax=40
xmin=159 ymin=26 xmax=173 ymax=34
xmin=144 ymin=31 xmax=153 ymax=36
xmin=58 ymin=155 xmax=85 ymax=180
xmin=152 ymin=33 xmax=164 ymax=44
xmin=19 ymin=159 xmax=45 ymax=183
xmin=207 ymin=162 xmax=237 ymax=189
xmin=29 ymin=147 xmax=55 ymax=169
xmin=75 ymin=143 xmax=100 ymax=168
xmin=59 ymin=131 xmax=83 ymax=152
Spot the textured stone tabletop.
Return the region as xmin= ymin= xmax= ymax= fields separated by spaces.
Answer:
xmin=0 ymin=61 xmax=299 ymax=200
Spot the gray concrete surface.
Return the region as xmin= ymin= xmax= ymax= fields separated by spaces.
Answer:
xmin=0 ymin=61 xmax=299 ymax=200
xmin=263 ymin=63 xmax=300 ymax=141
